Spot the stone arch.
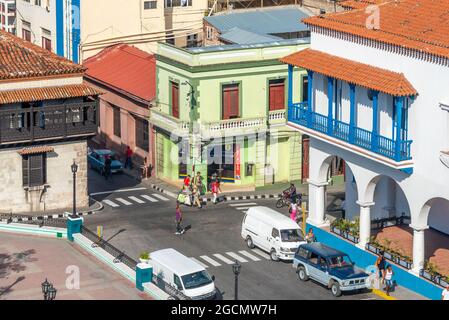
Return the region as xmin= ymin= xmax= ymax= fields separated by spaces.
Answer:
xmin=417 ymin=197 xmax=449 ymax=231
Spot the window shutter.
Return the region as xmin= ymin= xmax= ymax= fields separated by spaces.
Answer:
xmin=269 ymin=81 xmax=285 ymax=111
xmin=171 ymin=83 xmax=179 ymax=118
xmin=222 ymin=84 xmax=239 ymax=119
xmin=22 ymin=155 xmax=29 ymax=186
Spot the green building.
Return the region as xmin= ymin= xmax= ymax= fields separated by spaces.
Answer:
xmin=151 ymin=39 xmax=309 ymax=189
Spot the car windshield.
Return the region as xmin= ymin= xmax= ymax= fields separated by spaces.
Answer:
xmin=280 ymin=229 xmax=304 ymax=242
xmin=181 ymin=270 xmax=213 ymax=290
xmin=328 ymin=255 xmax=353 ymax=269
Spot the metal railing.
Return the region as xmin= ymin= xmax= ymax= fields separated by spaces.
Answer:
xmin=0 ymin=212 xmax=66 ymax=228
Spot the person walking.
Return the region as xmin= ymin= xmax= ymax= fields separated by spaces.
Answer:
xmin=141 ymin=157 xmax=149 ymax=180
xmin=375 ymin=253 xmax=387 ymax=285
xmin=183 ymin=175 xmax=191 ymax=188
xmin=442 ymin=285 xmax=449 ymax=300
xmin=193 ymin=185 xmax=202 ymax=209
xmin=125 ymin=146 xmax=133 ymax=169
xmin=290 ymin=202 xmax=298 ymax=222
xmin=175 ymin=203 xmax=185 ymax=235
xmin=384 ymin=265 xmax=394 ymax=296
xmin=194 ymin=171 xmax=203 ymax=195
xmin=212 ymin=179 xmax=221 ymax=204
xmin=104 ymin=154 xmax=112 ymax=181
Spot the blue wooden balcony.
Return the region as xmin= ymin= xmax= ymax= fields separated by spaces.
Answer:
xmin=288 ymin=102 xmax=412 ymax=162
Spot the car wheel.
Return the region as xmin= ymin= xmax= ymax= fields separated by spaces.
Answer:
xmin=297 ymin=266 xmax=309 ymax=281
xmin=270 ymin=249 xmax=279 ymax=261
xmin=246 ymin=236 xmax=255 ymax=249
xmin=330 ymin=281 xmax=342 ymax=297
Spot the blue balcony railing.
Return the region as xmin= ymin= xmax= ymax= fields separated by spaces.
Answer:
xmin=288 ymin=103 xmax=412 ymax=162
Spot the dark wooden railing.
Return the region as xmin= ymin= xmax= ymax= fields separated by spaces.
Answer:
xmin=0 ymin=101 xmax=98 ymax=144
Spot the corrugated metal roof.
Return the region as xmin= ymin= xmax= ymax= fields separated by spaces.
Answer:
xmin=205 ymin=7 xmax=310 ymax=35
xmin=219 ymin=27 xmax=282 ymax=45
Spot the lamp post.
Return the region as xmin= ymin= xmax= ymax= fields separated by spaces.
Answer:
xmin=41 ymin=278 xmax=57 ymax=300
xmin=70 ymin=160 xmax=78 ymax=219
xmin=232 ymin=260 xmax=241 ymax=300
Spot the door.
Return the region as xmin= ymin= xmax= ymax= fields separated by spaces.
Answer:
xmin=307 ymin=251 xmax=323 ymax=281
xmin=171 ymin=82 xmax=179 ymax=118
xmin=269 ymin=227 xmax=280 ymax=252
xmin=222 ymin=84 xmax=239 ymax=120
xmin=301 ymin=136 xmax=310 ymax=183
xmin=269 ymin=79 xmax=285 ymax=111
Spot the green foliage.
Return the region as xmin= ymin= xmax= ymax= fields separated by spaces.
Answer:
xmin=140 ymin=251 xmax=150 ymax=260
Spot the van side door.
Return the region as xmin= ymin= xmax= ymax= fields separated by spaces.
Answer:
xmin=314 ymin=256 xmax=331 ymax=285
xmin=306 ymin=251 xmax=321 ymax=282
xmin=270 ymin=228 xmax=281 ymax=251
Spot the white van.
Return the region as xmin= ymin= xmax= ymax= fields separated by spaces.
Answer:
xmin=241 ymin=206 xmax=306 ymax=261
xmin=150 ymin=248 xmax=217 ymax=300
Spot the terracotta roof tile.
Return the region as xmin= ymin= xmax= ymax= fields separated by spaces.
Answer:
xmin=84 ymin=44 xmax=155 ymax=103
xmin=304 ymin=0 xmax=449 ymax=60
xmin=18 ymin=146 xmax=54 ymax=155
xmin=0 ymin=84 xmax=103 ymax=104
xmin=339 ymin=0 xmax=386 ymax=9
xmin=280 ymin=48 xmax=417 ymax=96
xmin=0 ymin=30 xmax=85 ymax=80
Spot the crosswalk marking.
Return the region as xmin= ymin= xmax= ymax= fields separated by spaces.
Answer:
xmin=141 ymin=195 xmax=158 ymax=202
xmin=115 ymin=198 xmax=132 ymax=205
xmin=103 ymin=199 xmax=119 ymax=207
xmin=238 ymin=250 xmax=261 ymax=261
xmin=199 ymin=255 xmax=221 ymax=267
xmin=128 ymin=196 xmax=145 ymax=204
xmin=229 ymin=202 xmax=257 ymax=207
xmin=190 ymin=257 xmax=209 ymax=268
xmin=213 ymin=254 xmax=234 ymax=265
xmin=251 ymin=248 xmax=270 ymax=260
xmin=226 ymin=251 xmax=248 ymax=263
xmin=152 ymin=194 xmax=170 ymax=201
xmin=235 ymin=207 xmax=254 ymax=210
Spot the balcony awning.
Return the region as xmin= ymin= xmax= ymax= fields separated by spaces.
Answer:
xmin=0 ymin=84 xmax=103 ymax=104
xmin=18 ymin=146 xmax=54 ymax=156
xmin=280 ymin=49 xmax=417 ymax=97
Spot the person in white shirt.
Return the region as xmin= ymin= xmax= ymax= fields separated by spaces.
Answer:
xmin=442 ymin=285 xmax=449 ymax=300
xmin=384 ymin=265 xmax=394 ymax=296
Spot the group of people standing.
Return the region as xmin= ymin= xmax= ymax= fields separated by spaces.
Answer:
xmin=375 ymin=253 xmax=395 ymax=296
xmin=179 ymin=172 xmax=204 ymax=209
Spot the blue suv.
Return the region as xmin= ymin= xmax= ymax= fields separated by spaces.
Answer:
xmin=293 ymin=242 xmax=370 ymax=297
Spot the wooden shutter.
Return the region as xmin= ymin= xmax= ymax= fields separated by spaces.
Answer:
xmin=171 ymin=82 xmax=179 ymax=118
xmin=28 ymin=154 xmax=46 ymax=187
xmin=222 ymin=84 xmax=239 ymax=119
xmin=269 ymin=81 xmax=285 ymax=111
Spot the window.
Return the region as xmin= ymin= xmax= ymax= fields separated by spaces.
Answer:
xmin=22 ymin=153 xmax=47 ymax=187
xmin=112 ymin=106 xmax=121 ymax=137
xmin=308 ymin=252 xmax=319 ymax=265
xmin=135 ymin=117 xmax=149 ymax=151
xmin=206 ymin=26 xmax=213 ymax=40
xmin=173 ymin=274 xmax=183 ymax=291
xmin=42 ymin=36 xmax=51 ymax=51
xmin=186 ymin=34 xmax=198 ymax=48
xmin=165 ymin=0 xmax=192 ymax=7
xmin=35 ymin=0 xmax=42 ymax=6
xmin=170 ymin=81 xmax=179 ymax=118
xmin=222 ymin=84 xmax=239 ymax=119
xmin=166 ymin=32 xmax=175 ymax=45
xmin=296 ymin=247 xmax=309 ymax=259
xmin=268 ymin=79 xmax=285 ymax=111
xmin=144 ymin=0 xmax=157 ymax=9
xmin=22 ymin=28 xmax=31 ymax=42
xmin=302 ymin=75 xmax=308 ymax=102
xmin=271 ymin=228 xmax=280 ymax=238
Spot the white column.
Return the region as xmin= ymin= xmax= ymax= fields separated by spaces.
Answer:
xmin=356 ymin=201 xmax=375 ymax=249
xmin=410 ymin=225 xmax=428 ymax=275
xmin=307 ymin=180 xmax=328 ymax=226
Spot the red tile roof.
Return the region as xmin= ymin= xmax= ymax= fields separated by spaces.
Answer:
xmin=280 ymin=48 xmax=417 ymax=96
xmin=18 ymin=146 xmax=54 ymax=155
xmin=0 ymin=30 xmax=85 ymax=80
xmin=339 ymin=0 xmax=386 ymax=9
xmin=0 ymin=84 xmax=102 ymax=104
xmin=304 ymin=0 xmax=449 ymax=60
xmin=84 ymin=44 xmax=156 ymax=103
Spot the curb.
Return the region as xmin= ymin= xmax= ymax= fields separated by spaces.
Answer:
xmin=0 ymin=197 xmax=104 ymax=223
xmin=372 ymin=288 xmax=397 ymax=300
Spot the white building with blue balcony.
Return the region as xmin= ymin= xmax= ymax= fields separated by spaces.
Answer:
xmin=280 ymin=1 xmax=449 ymax=278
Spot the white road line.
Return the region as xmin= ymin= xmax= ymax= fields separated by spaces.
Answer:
xmin=115 ymin=198 xmax=132 ymax=205
xmin=90 ymin=187 xmax=147 ymax=196
xmin=190 ymin=257 xmax=209 ymax=268
xmin=225 ymin=252 xmax=248 ymax=263
xmin=238 ymin=250 xmax=261 ymax=261
xmin=229 ymin=202 xmax=257 ymax=207
xmin=141 ymin=195 xmax=158 ymax=202
xmin=213 ymin=254 xmax=234 ymax=265
xmin=251 ymin=248 xmax=270 ymax=260
xmin=199 ymin=255 xmax=221 ymax=267
xmin=128 ymin=196 xmax=145 ymax=204
xmin=103 ymin=200 xmax=119 ymax=207
xmin=235 ymin=207 xmax=255 ymax=210
xmin=152 ymin=193 xmax=170 ymax=201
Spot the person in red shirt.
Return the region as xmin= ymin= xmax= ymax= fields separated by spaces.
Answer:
xmin=125 ymin=146 xmax=133 ymax=169
xmin=212 ymin=179 xmax=221 ymax=204
xmin=183 ymin=175 xmax=191 ymax=187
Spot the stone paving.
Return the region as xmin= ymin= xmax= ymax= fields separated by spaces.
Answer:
xmin=0 ymin=232 xmax=152 ymax=300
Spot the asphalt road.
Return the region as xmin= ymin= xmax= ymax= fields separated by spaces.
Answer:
xmin=85 ymin=169 xmax=380 ymax=300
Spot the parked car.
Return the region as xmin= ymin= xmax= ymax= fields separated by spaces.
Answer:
xmin=293 ymin=242 xmax=370 ymax=297
xmin=150 ymin=248 xmax=217 ymax=300
xmin=88 ymin=149 xmax=123 ymax=174
xmin=241 ymin=206 xmax=306 ymax=261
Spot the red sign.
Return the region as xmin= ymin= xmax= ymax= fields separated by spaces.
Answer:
xmin=234 ymin=144 xmax=241 ymax=180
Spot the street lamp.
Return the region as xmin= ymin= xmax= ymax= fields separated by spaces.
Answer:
xmin=70 ymin=160 xmax=78 ymax=219
xmin=232 ymin=260 xmax=241 ymax=300
xmin=41 ymin=278 xmax=57 ymax=300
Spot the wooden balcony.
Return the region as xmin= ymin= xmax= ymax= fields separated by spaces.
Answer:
xmin=0 ymin=101 xmax=98 ymax=145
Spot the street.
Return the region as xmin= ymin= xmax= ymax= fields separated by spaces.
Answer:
xmin=85 ymin=168 xmax=380 ymax=300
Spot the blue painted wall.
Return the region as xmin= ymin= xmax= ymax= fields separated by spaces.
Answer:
xmin=71 ymin=0 xmax=80 ymax=63
xmin=306 ymin=224 xmax=442 ymax=300
xmin=56 ymin=0 xmax=64 ymax=57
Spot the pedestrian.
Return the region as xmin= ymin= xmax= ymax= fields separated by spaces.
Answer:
xmin=384 ymin=265 xmax=394 ymax=296
xmin=125 ymin=146 xmax=133 ymax=169
xmin=141 ymin=157 xmax=149 ymax=179
xmin=183 ymin=174 xmax=191 ymax=188
xmin=104 ymin=154 xmax=112 ymax=181
xmin=194 ymin=171 xmax=203 ymax=194
xmin=193 ymin=185 xmax=202 ymax=209
xmin=290 ymin=202 xmax=297 ymax=222
xmin=442 ymin=285 xmax=449 ymax=300
xmin=212 ymin=179 xmax=221 ymax=204
xmin=305 ymin=228 xmax=316 ymax=243
xmin=175 ymin=202 xmax=185 ymax=235
xmin=288 ymin=183 xmax=297 ymax=204
xmin=375 ymin=252 xmax=387 ymax=284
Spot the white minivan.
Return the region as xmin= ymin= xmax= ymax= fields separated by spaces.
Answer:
xmin=150 ymin=248 xmax=217 ymax=300
xmin=241 ymin=206 xmax=306 ymax=261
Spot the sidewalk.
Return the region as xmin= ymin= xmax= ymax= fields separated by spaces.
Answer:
xmin=372 ymin=282 xmax=428 ymax=300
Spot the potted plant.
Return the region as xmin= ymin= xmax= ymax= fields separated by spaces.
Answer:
xmin=139 ymin=251 xmax=150 ymax=264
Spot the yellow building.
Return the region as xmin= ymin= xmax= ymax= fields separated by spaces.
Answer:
xmin=80 ymin=0 xmax=208 ymax=61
